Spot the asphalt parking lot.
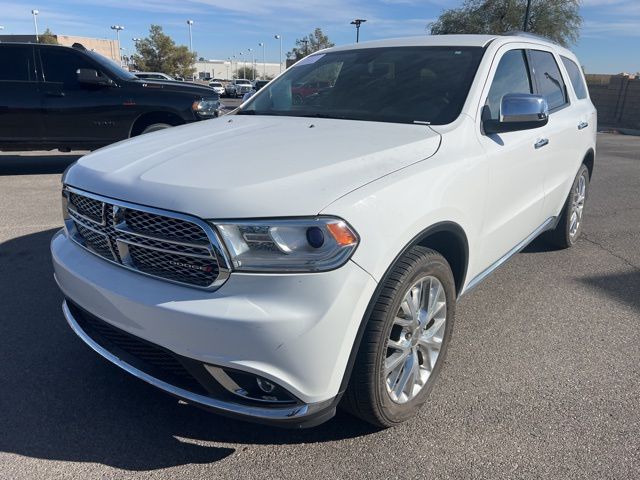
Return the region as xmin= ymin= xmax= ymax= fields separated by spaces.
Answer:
xmin=0 ymin=133 xmax=638 ymax=479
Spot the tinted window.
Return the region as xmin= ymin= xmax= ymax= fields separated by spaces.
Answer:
xmin=240 ymin=47 xmax=484 ymax=125
xmin=40 ymin=48 xmax=95 ymax=89
xmin=0 ymin=46 xmax=34 ymax=81
xmin=561 ymin=56 xmax=588 ymax=100
xmin=529 ymin=50 xmax=567 ymax=110
xmin=486 ymin=49 xmax=532 ymax=120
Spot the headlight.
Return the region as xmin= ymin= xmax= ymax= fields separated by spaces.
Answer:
xmin=192 ymin=98 xmax=220 ymax=118
xmin=213 ymin=217 xmax=359 ymax=272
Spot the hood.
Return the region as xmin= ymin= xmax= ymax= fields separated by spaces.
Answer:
xmin=64 ymin=115 xmax=441 ymax=219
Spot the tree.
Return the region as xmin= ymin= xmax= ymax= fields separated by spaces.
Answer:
xmin=235 ymin=66 xmax=257 ymax=80
xmin=428 ymin=0 xmax=582 ymax=47
xmin=288 ymin=28 xmax=335 ymax=61
xmin=132 ymin=25 xmax=196 ymax=78
xmin=39 ymin=28 xmax=58 ymax=44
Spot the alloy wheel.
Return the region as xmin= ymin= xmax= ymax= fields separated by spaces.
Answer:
xmin=569 ymin=172 xmax=587 ymax=239
xmin=384 ymin=275 xmax=447 ymax=404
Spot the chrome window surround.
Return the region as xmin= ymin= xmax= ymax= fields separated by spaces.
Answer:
xmin=62 ymin=185 xmax=232 ymax=291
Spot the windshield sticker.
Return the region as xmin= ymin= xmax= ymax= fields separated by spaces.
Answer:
xmin=294 ymin=54 xmax=325 ymax=67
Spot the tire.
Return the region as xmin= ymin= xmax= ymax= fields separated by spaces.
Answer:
xmin=342 ymin=246 xmax=456 ymax=428
xmin=545 ymin=164 xmax=590 ymax=249
xmin=140 ymin=123 xmax=172 ymax=135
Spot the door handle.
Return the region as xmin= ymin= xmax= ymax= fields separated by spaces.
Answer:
xmin=578 ymin=121 xmax=589 ymax=130
xmin=534 ymin=138 xmax=549 ymax=149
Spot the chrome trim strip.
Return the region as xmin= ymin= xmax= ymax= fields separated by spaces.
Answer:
xmin=62 ymin=300 xmax=313 ymax=421
xmin=460 ymin=217 xmax=556 ymax=297
xmin=116 ymin=237 xmax=214 ymax=260
xmin=63 ymin=185 xmax=232 ymax=291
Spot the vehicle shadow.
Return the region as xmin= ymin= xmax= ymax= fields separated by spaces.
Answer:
xmin=0 ymin=229 xmax=377 ymax=471
xmin=580 ymin=270 xmax=640 ymax=312
xmin=0 ymin=153 xmax=84 ymax=176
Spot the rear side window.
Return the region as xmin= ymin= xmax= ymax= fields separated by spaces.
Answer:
xmin=40 ymin=48 xmax=95 ymax=90
xmin=528 ymin=50 xmax=568 ymax=110
xmin=0 ymin=46 xmax=35 ymax=81
xmin=560 ymin=56 xmax=588 ymax=100
xmin=485 ymin=49 xmax=532 ymax=120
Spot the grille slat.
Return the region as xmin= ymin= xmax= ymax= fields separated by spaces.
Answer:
xmin=65 ymin=189 xmax=227 ymax=289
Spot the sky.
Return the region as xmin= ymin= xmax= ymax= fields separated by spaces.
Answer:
xmin=0 ymin=0 xmax=638 ymax=74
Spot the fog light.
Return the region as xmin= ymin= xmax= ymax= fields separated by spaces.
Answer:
xmin=256 ymin=377 xmax=276 ymax=393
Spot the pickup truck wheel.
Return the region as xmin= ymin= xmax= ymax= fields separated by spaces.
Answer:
xmin=141 ymin=123 xmax=172 ymax=135
xmin=545 ymin=164 xmax=590 ymax=249
xmin=342 ymin=246 xmax=455 ymax=428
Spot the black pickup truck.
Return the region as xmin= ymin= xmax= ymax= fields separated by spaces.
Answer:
xmin=0 ymin=42 xmax=221 ymax=151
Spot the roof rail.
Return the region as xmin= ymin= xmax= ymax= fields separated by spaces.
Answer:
xmin=502 ymin=30 xmax=560 ymax=46
xmin=71 ymin=42 xmax=86 ymax=50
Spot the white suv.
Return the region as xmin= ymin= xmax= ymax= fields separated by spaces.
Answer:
xmin=52 ymin=34 xmax=596 ymax=428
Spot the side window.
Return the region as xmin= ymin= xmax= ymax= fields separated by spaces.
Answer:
xmin=485 ymin=50 xmax=532 ymax=120
xmin=560 ymin=56 xmax=588 ymax=100
xmin=528 ymin=50 xmax=568 ymax=110
xmin=39 ymin=48 xmax=95 ymax=90
xmin=0 ymin=46 xmax=35 ymax=82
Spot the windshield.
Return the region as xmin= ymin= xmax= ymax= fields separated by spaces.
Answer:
xmin=211 ymin=82 xmax=222 ymax=87
xmin=236 ymin=80 xmax=251 ymax=84
xmin=239 ymin=46 xmax=484 ymax=125
xmin=85 ymin=50 xmax=137 ymax=81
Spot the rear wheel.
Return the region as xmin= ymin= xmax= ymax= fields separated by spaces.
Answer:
xmin=342 ymin=246 xmax=456 ymax=428
xmin=545 ymin=164 xmax=590 ymax=248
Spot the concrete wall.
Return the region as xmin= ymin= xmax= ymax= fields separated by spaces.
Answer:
xmin=0 ymin=34 xmax=120 ymax=62
xmin=588 ymin=75 xmax=640 ymax=131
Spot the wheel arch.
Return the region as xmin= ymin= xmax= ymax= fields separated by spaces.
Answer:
xmin=338 ymin=221 xmax=469 ymax=396
xmin=129 ymin=111 xmax=186 ymax=137
xmin=583 ymin=148 xmax=595 ymax=179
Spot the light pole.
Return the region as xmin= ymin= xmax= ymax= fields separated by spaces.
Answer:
xmin=274 ymin=34 xmax=282 ymax=73
xmin=350 ymin=19 xmax=366 ymax=43
xmin=187 ymin=20 xmax=194 ymax=52
xmin=523 ymin=0 xmax=532 ymax=31
xmin=248 ymin=48 xmax=255 ymax=81
xmin=31 ymin=10 xmax=39 ymax=42
xmin=258 ymin=42 xmax=265 ymax=79
xmin=226 ymin=57 xmax=230 ymax=80
xmin=238 ymin=52 xmax=244 ymax=78
xmin=232 ymin=55 xmax=236 ymax=78
xmin=110 ymin=25 xmax=124 ymax=63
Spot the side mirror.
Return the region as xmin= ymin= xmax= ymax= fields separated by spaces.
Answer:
xmin=484 ymin=93 xmax=549 ymax=134
xmin=77 ymin=68 xmax=113 ymax=86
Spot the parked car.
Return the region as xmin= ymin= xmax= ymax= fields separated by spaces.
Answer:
xmin=52 ymin=33 xmax=596 ymax=428
xmin=0 ymin=42 xmax=222 ymax=151
xmin=134 ymin=72 xmax=176 ymax=81
xmin=209 ymin=81 xmax=225 ymax=96
xmin=253 ymin=79 xmax=270 ymax=91
xmin=291 ymin=80 xmax=332 ymax=105
xmin=225 ymin=78 xmax=253 ymax=98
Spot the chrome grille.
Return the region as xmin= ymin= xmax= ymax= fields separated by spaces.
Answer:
xmin=63 ymin=187 xmax=230 ymax=290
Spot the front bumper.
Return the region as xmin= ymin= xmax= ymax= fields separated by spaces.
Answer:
xmin=52 ymin=230 xmax=377 ymax=426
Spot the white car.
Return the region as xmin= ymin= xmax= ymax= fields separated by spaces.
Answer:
xmin=225 ymin=78 xmax=253 ymax=98
xmin=52 ymin=33 xmax=596 ymax=428
xmin=209 ymin=81 xmax=225 ymax=96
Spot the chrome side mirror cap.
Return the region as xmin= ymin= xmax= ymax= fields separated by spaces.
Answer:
xmin=484 ymin=93 xmax=549 ymax=134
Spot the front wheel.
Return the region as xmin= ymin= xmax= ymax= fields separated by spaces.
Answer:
xmin=545 ymin=164 xmax=590 ymax=248
xmin=342 ymin=246 xmax=456 ymax=428
xmin=140 ymin=123 xmax=172 ymax=135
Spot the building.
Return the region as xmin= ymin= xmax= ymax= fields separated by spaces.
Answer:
xmin=195 ymin=59 xmax=283 ymax=81
xmin=0 ymin=34 xmax=120 ymax=62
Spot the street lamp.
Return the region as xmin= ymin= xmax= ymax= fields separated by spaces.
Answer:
xmin=274 ymin=34 xmax=283 ymax=73
xmin=187 ymin=20 xmax=194 ymax=52
xmin=238 ymin=52 xmax=244 ymax=78
xmin=31 ymin=9 xmax=39 ymax=42
xmin=258 ymin=42 xmax=265 ymax=79
xmin=226 ymin=57 xmax=231 ymax=80
xmin=248 ymin=48 xmax=255 ymax=81
xmin=110 ymin=25 xmax=124 ymax=63
xmin=350 ymin=18 xmax=366 ymax=43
